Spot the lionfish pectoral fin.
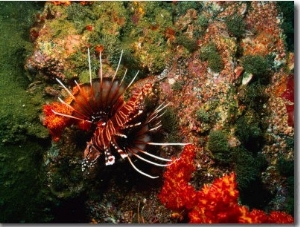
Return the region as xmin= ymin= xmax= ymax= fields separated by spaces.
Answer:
xmin=110 ymin=141 xmax=160 ymax=178
xmin=138 ymin=150 xmax=172 ymax=162
xmin=128 ymin=146 xmax=172 ymax=163
xmin=132 ymin=152 xmax=170 ymax=167
xmin=147 ymin=142 xmax=191 ymax=146
xmin=126 ymin=155 xmax=159 ymax=179
xmin=110 ymin=141 xmax=128 ymax=160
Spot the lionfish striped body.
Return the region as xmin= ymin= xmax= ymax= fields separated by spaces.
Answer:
xmin=52 ymin=49 xmax=187 ymax=178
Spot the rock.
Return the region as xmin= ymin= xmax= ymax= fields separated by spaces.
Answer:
xmin=242 ymin=71 xmax=253 ymax=85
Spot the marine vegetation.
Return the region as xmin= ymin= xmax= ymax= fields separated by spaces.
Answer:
xmin=207 ymin=130 xmax=230 ymax=163
xmin=225 ymin=15 xmax=246 ymax=38
xmin=241 ymin=55 xmax=269 ymax=77
xmin=200 ymin=43 xmax=224 ymax=73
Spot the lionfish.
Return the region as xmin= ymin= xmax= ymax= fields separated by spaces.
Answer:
xmin=51 ymin=48 xmax=188 ymax=178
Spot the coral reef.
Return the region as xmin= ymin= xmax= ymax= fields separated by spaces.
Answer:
xmin=158 ymin=145 xmax=293 ymax=223
xmin=158 ymin=144 xmax=197 ymax=211
xmin=42 ymin=102 xmax=73 ymax=141
xmin=0 ymin=0 xmax=293 ymax=223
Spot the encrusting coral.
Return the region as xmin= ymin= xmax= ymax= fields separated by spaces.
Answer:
xmin=158 ymin=144 xmax=197 ymax=211
xmin=42 ymin=83 xmax=96 ymax=141
xmin=42 ymin=101 xmax=73 ymax=141
xmin=158 ymin=144 xmax=294 ymax=224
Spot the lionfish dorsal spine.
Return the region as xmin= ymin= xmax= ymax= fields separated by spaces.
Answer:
xmin=56 ymin=78 xmax=75 ymax=99
xmin=53 ymin=80 xmax=91 ymax=122
xmin=87 ymin=48 xmax=93 ymax=86
xmin=112 ymin=50 xmax=123 ymax=82
xmin=72 ymin=80 xmax=99 ymax=118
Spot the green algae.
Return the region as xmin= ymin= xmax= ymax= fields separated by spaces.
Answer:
xmin=160 ymin=107 xmax=180 ymax=143
xmin=171 ymin=80 xmax=185 ymax=91
xmin=195 ymin=101 xmax=219 ymax=134
xmin=277 ymin=2 xmax=294 ymax=52
xmin=0 ymin=142 xmax=53 ymax=222
xmin=241 ymin=55 xmax=269 ymax=77
xmin=207 ymin=130 xmax=230 ymax=163
xmin=87 ymin=2 xmax=127 ymax=40
xmin=45 ymin=138 xmax=86 ymax=200
xmin=66 ymin=2 xmax=94 ymax=22
xmin=0 ymin=2 xmax=54 ymax=222
xmin=235 ymin=111 xmax=264 ymax=153
xmin=196 ymin=109 xmax=210 ymax=123
xmin=231 ymin=146 xmax=272 ymax=210
xmin=225 ymin=15 xmax=246 ymax=39
xmin=176 ymin=34 xmax=199 ymax=53
xmin=120 ymin=2 xmax=175 ymax=74
xmin=200 ymin=42 xmax=224 ymax=73
xmin=0 ymin=4 xmax=49 ymax=144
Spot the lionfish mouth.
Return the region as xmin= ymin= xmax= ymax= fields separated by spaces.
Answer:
xmin=51 ymin=48 xmax=189 ymax=179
